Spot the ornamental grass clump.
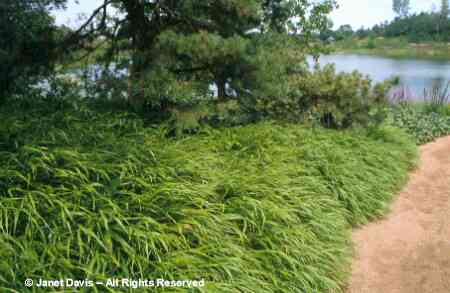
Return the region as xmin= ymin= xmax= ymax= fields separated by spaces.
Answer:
xmin=0 ymin=102 xmax=416 ymax=292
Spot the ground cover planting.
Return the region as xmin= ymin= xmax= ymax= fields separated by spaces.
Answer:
xmin=0 ymin=102 xmax=417 ymax=292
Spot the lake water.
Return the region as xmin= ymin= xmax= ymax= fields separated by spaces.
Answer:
xmin=53 ymin=55 xmax=450 ymax=101
xmin=311 ymin=54 xmax=450 ymax=101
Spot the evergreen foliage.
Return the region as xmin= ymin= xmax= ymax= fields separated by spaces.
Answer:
xmin=252 ymin=64 xmax=395 ymax=128
xmin=59 ymin=0 xmax=336 ymax=109
xmin=0 ymin=0 xmax=66 ymax=99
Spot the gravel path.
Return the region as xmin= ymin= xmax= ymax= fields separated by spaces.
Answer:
xmin=348 ymin=135 xmax=450 ymax=293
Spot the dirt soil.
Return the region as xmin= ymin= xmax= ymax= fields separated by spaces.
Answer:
xmin=347 ymin=135 xmax=450 ymax=293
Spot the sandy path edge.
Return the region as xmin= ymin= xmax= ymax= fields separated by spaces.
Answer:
xmin=347 ymin=135 xmax=450 ymax=293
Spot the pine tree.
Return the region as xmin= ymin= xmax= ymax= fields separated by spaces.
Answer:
xmin=61 ymin=0 xmax=337 ymax=108
xmin=0 ymin=0 xmax=66 ymax=99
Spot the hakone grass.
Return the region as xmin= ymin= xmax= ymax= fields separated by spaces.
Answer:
xmin=0 ymin=103 xmax=417 ymax=292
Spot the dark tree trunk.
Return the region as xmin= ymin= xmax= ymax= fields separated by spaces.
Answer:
xmin=123 ymin=0 xmax=154 ymax=107
xmin=217 ymin=78 xmax=227 ymax=102
xmin=0 ymin=73 xmax=11 ymax=102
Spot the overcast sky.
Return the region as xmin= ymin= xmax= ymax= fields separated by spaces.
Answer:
xmin=330 ymin=0 xmax=441 ymax=29
xmin=53 ymin=0 xmax=443 ymax=29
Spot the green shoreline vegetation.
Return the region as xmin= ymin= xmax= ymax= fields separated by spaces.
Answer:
xmin=330 ymin=37 xmax=450 ymax=60
xmin=320 ymin=5 xmax=450 ymax=60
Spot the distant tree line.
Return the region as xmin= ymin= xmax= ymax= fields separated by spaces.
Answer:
xmin=321 ymin=0 xmax=450 ymax=43
xmin=357 ymin=12 xmax=450 ymax=42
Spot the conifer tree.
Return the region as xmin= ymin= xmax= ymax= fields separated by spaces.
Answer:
xmin=62 ymin=0 xmax=336 ymax=108
xmin=0 ymin=0 xmax=67 ymax=99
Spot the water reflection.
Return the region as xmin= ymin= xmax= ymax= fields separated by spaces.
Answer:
xmin=312 ymin=54 xmax=450 ymax=101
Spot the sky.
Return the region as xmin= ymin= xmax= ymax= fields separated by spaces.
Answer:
xmin=330 ymin=0 xmax=441 ymax=29
xmin=53 ymin=0 xmax=443 ymax=29
xmin=53 ymin=0 xmax=106 ymax=27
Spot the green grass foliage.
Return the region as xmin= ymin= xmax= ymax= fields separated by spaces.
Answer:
xmin=0 ymin=102 xmax=417 ymax=292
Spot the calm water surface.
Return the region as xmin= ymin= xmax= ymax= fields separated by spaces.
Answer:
xmin=312 ymin=54 xmax=450 ymax=100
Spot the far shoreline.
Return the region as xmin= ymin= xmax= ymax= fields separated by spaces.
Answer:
xmin=328 ymin=38 xmax=450 ymax=61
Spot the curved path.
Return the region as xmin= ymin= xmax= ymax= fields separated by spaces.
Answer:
xmin=348 ymin=135 xmax=450 ymax=293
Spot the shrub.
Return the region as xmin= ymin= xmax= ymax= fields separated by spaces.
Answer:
xmin=255 ymin=64 xmax=395 ymax=129
xmin=366 ymin=37 xmax=376 ymax=49
xmin=389 ymin=103 xmax=450 ymax=144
